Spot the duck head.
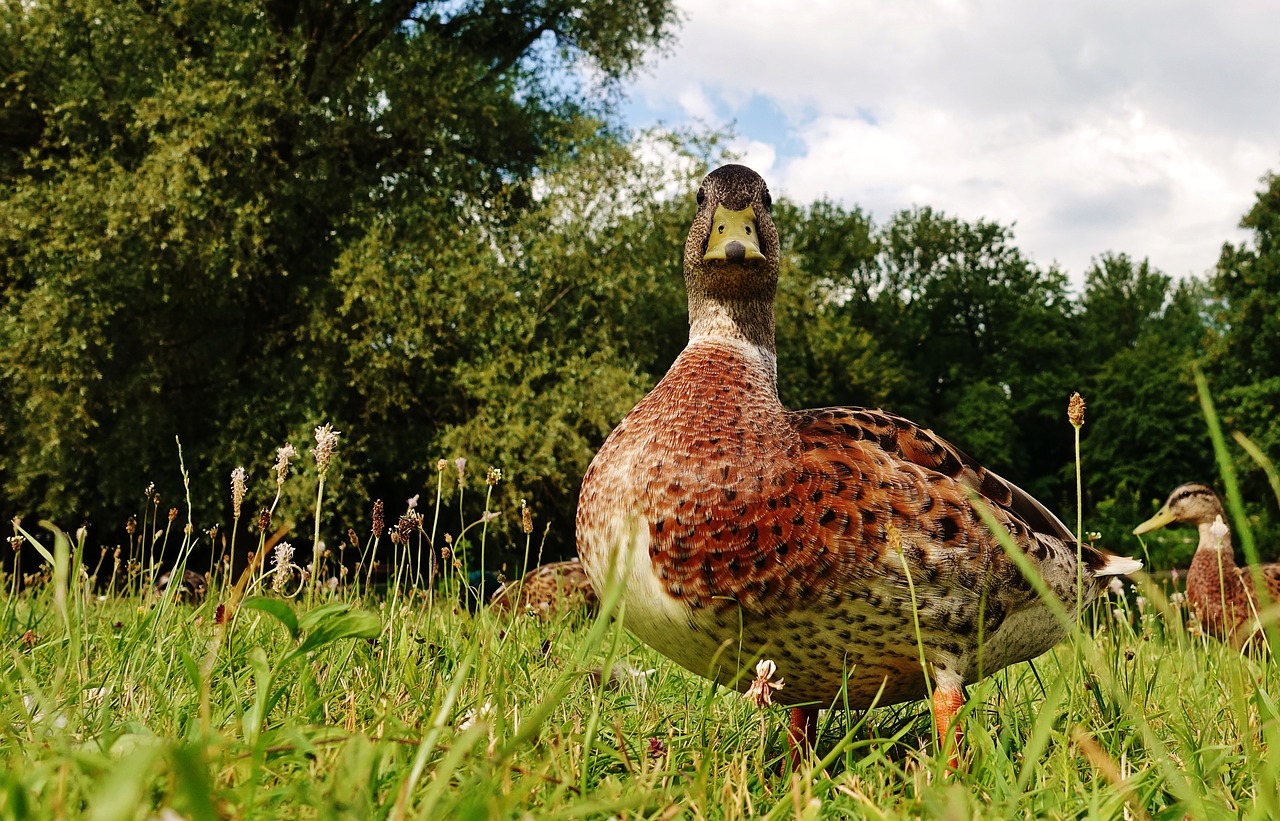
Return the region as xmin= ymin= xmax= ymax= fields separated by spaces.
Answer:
xmin=682 ymin=164 xmax=781 ymax=349
xmin=1133 ymin=482 xmax=1225 ymax=535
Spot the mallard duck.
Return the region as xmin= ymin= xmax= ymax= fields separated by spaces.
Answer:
xmin=576 ymin=164 xmax=1142 ymax=763
xmin=1133 ymin=483 xmax=1280 ymax=645
xmin=155 ymin=569 xmax=208 ymax=604
xmin=489 ymin=558 xmax=598 ymax=618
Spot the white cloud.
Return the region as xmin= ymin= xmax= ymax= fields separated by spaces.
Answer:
xmin=728 ymin=138 xmax=777 ymax=179
xmin=627 ymin=0 xmax=1280 ymax=283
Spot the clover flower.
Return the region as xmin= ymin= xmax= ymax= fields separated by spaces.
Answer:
xmin=745 ymin=659 xmax=785 ymax=708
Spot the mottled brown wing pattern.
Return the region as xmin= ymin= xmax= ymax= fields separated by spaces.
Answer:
xmin=641 ymin=403 xmax=1039 ymax=620
xmin=797 ymin=406 xmax=1126 ymax=571
xmin=803 ymin=406 xmax=1075 ymax=541
xmin=1258 ymin=564 xmax=1280 ymax=599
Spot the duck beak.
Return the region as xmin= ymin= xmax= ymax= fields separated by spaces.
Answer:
xmin=1133 ymin=506 xmax=1175 ymax=536
xmin=704 ymin=205 xmax=765 ymax=263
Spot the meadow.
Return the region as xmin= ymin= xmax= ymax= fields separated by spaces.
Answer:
xmin=3 ymin=390 xmax=1279 ymax=821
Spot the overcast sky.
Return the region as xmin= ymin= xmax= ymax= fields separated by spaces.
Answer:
xmin=620 ymin=0 xmax=1280 ymax=286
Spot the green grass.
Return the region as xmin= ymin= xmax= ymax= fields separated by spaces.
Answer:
xmin=3 ymin=524 xmax=1278 ymax=819
xmin=3 ymin=385 xmax=1279 ymax=819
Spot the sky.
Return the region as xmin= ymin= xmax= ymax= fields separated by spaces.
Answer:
xmin=619 ymin=0 xmax=1280 ymax=286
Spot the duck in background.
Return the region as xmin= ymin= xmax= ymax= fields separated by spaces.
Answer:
xmin=1134 ymin=483 xmax=1280 ymax=646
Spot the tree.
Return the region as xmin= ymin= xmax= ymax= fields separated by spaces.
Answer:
xmin=1077 ymin=253 xmax=1173 ymax=365
xmin=1208 ymin=172 xmax=1280 ymax=514
xmin=875 ymin=208 xmax=1077 ymax=499
xmin=771 ymin=199 xmax=908 ymax=412
xmin=0 ymin=0 xmax=677 ymax=559
xmin=1077 ymin=275 xmax=1215 ymax=565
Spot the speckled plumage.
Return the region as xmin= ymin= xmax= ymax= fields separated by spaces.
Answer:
xmin=1134 ymin=483 xmax=1280 ymax=646
xmin=490 ymin=558 xmax=598 ymax=619
xmin=155 ymin=569 xmax=208 ymax=604
xmin=576 ymin=165 xmax=1140 ymax=758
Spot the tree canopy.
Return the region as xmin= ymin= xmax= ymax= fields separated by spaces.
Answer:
xmin=3 ymin=0 xmax=1279 ymax=572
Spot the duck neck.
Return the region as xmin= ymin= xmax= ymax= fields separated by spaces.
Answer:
xmin=687 ymin=293 xmax=777 ymax=355
xmin=1190 ymin=520 xmax=1238 ymax=576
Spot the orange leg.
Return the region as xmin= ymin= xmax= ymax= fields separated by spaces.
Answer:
xmin=787 ymin=707 xmax=818 ymax=770
xmin=931 ymin=682 xmax=965 ymax=770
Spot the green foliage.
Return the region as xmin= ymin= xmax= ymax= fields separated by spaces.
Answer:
xmin=1205 ymin=172 xmax=1280 ymax=551
xmin=0 ymin=0 xmax=677 ymax=549
xmin=4 ymin=0 xmax=1280 ymax=580
xmin=1074 ymin=263 xmax=1216 ymax=563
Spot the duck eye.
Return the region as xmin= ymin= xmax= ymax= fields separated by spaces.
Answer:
xmin=696 ymin=188 xmax=705 ymax=207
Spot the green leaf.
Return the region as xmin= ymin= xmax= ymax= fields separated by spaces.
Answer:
xmin=242 ymin=597 xmax=300 ymax=640
xmin=297 ymin=601 xmax=354 ymax=633
xmin=86 ymin=742 xmax=164 ymax=821
xmin=286 ymin=610 xmax=381 ymax=663
xmin=169 ymin=744 xmax=219 ymax=821
xmin=178 ymin=650 xmax=201 ymax=694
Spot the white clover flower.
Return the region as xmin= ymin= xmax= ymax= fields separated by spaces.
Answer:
xmin=745 ymin=659 xmax=785 ymax=708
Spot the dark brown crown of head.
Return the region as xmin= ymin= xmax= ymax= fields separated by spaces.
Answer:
xmin=1163 ymin=482 xmax=1224 ymax=524
xmin=683 ymin=164 xmax=779 ymax=301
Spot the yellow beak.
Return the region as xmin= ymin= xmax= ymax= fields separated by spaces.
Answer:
xmin=703 ymin=205 xmax=765 ymax=263
xmin=1132 ymin=507 xmax=1176 ymax=536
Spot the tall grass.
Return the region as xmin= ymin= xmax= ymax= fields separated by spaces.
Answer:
xmin=1 ymin=392 xmax=1278 ymax=819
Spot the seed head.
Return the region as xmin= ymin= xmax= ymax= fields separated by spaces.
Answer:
xmin=454 ymin=457 xmax=467 ymax=487
xmin=257 ymin=507 xmax=272 ymax=532
xmin=372 ymin=499 xmax=385 ymax=537
xmin=271 ymin=542 xmax=295 ymax=594
xmin=396 ymin=510 xmax=423 ymax=545
xmin=486 ymin=467 xmax=502 ymax=486
xmin=274 ymin=443 xmax=298 ymax=486
xmin=520 ymin=500 xmax=533 ymax=535
xmin=886 ymin=522 xmax=903 ymax=554
xmin=1068 ymin=392 xmax=1086 ymax=429
xmin=125 ymin=516 xmax=137 ymax=536
xmin=347 ymin=528 xmax=359 ymax=550
xmin=231 ymin=466 xmax=247 ymax=519
xmin=437 ymin=458 xmax=448 ymax=472
xmin=312 ymin=424 xmax=341 ymax=478
xmin=168 ymin=507 xmax=178 ymax=523
xmin=273 ymin=541 xmax=295 ymax=567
